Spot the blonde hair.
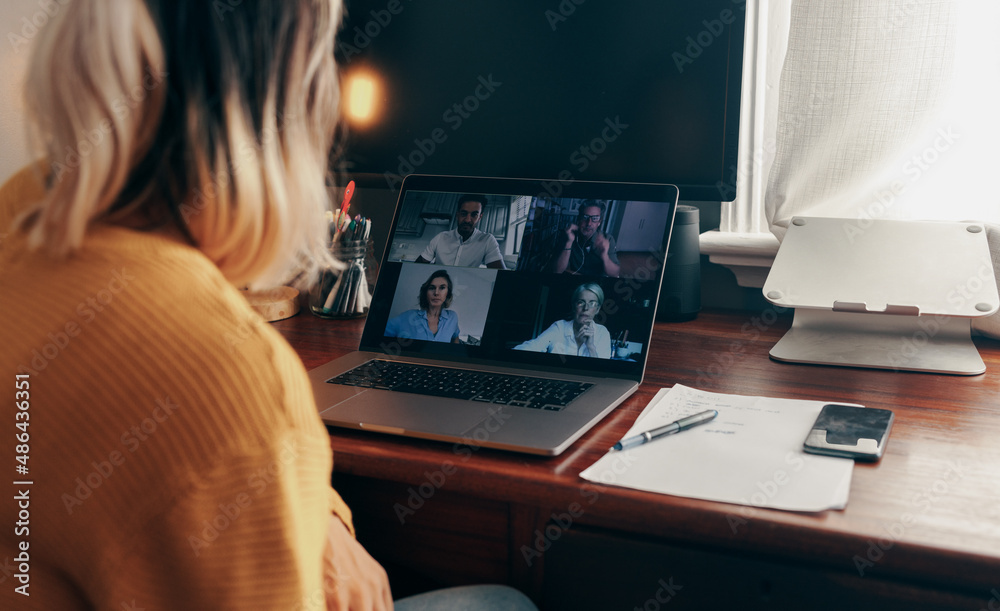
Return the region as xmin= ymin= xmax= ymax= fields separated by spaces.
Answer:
xmin=21 ymin=0 xmax=343 ymax=289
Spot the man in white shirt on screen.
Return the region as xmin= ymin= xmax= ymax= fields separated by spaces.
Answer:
xmin=416 ymin=194 xmax=505 ymax=269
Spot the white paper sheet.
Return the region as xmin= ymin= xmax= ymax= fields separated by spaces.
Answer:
xmin=580 ymin=385 xmax=854 ymax=512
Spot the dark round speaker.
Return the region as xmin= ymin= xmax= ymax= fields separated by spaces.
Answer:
xmin=657 ymin=205 xmax=701 ymax=322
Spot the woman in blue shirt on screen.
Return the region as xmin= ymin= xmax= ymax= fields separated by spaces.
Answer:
xmin=514 ymin=283 xmax=612 ymax=358
xmin=385 ymin=269 xmax=461 ymax=343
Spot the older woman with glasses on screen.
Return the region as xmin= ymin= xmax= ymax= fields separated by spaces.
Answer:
xmin=514 ymin=283 xmax=612 ymax=358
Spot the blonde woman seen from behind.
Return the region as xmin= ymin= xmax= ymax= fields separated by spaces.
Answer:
xmin=0 ymin=1 xmax=535 ymax=610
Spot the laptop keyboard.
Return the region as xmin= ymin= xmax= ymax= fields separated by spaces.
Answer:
xmin=326 ymin=360 xmax=592 ymax=411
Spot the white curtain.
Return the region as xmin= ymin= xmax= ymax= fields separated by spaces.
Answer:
xmin=764 ymin=0 xmax=1000 ymax=338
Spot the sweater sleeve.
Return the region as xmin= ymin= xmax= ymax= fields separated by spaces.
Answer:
xmin=0 ymin=180 xmax=365 ymax=609
xmin=71 ymin=250 xmax=355 ymax=609
xmin=103 ymin=428 xmax=336 ymax=610
xmin=330 ymin=486 xmax=355 ymax=537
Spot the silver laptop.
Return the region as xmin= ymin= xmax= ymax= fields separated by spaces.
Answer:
xmin=309 ymin=175 xmax=679 ymax=455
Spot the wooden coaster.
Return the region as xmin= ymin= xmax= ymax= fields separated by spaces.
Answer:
xmin=241 ymin=286 xmax=300 ymax=322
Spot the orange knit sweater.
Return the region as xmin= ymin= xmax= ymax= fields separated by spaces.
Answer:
xmin=0 ymin=167 xmax=353 ymax=609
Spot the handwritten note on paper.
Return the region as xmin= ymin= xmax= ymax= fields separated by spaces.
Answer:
xmin=580 ymin=384 xmax=855 ymax=512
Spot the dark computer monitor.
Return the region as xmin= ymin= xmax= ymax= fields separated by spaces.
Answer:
xmin=333 ymin=1 xmax=746 ymax=203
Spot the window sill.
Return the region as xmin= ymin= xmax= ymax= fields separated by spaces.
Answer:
xmin=699 ymin=230 xmax=779 ymax=289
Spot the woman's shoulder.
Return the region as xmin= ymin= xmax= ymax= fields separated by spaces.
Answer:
xmin=81 ymin=226 xmax=256 ymax=334
xmin=387 ymin=308 xmax=423 ymax=329
xmin=2 ymin=225 xmax=328 ymax=507
xmin=102 ymin=229 xmax=305 ymax=380
xmin=5 ymin=224 xmax=315 ymax=430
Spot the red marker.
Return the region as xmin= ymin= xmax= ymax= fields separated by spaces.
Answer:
xmin=340 ymin=180 xmax=355 ymax=215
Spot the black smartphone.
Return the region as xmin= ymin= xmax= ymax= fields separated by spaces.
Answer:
xmin=803 ymin=404 xmax=894 ymax=462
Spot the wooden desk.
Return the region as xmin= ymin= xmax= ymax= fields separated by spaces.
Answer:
xmin=273 ymin=310 xmax=1000 ymax=610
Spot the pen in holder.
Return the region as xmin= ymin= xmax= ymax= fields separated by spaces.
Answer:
xmin=612 ymin=329 xmax=630 ymax=359
xmin=310 ymin=238 xmax=377 ymax=319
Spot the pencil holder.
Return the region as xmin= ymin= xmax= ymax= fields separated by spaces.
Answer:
xmin=310 ymin=239 xmax=377 ymax=319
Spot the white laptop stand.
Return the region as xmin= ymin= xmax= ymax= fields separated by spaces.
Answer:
xmin=762 ymin=217 xmax=999 ymax=375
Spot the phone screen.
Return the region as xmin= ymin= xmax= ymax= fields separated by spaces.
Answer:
xmin=803 ymin=404 xmax=894 ymax=462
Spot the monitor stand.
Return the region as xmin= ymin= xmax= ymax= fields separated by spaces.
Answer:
xmin=762 ymin=217 xmax=999 ymax=375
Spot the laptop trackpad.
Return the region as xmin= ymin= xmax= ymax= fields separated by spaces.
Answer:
xmin=320 ymin=389 xmax=490 ymax=435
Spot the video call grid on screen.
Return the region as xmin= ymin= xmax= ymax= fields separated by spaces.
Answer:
xmin=360 ymin=181 xmax=677 ymax=379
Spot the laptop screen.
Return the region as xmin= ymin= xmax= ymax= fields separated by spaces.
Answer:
xmin=358 ymin=175 xmax=679 ymax=381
